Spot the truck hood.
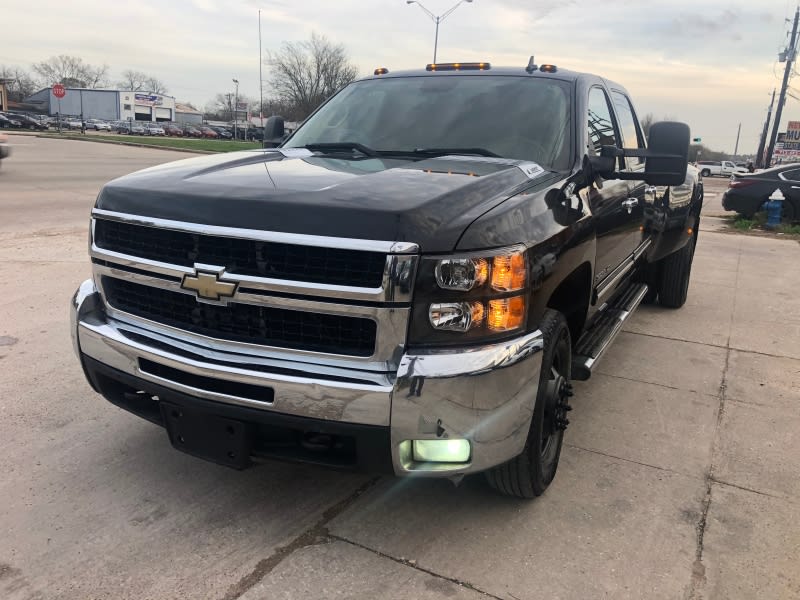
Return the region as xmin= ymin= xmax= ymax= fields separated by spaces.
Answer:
xmin=95 ymin=149 xmax=555 ymax=253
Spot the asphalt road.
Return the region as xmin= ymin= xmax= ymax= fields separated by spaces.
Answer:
xmin=2 ymin=135 xmax=798 ymax=600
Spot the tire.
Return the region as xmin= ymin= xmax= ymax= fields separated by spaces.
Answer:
xmin=485 ymin=309 xmax=573 ymax=498
xmin=701 ymin=169 xmax=711 ymax=177
xmin=657 ymin=229 xmax=697 ymax=309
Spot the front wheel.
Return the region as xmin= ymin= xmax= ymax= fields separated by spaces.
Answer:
xmin=701 ymin=169 xmax=711 ymax=177
xmin=485 ymin=309 xmax=573 ymax=498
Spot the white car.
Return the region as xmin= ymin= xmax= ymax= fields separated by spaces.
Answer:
xmin=85 ymin=119 xmax=112 ymax=131
xmin=145 ymin=124 xmax=165 ymax=136
xmin=65 ymin=119 xmax=84 ymax=130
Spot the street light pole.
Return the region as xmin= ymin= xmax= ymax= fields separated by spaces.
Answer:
xmin=232 ymin=78 xmax=239 ymax=141
xmin=407 ymin=0 xmax=474 ymax=63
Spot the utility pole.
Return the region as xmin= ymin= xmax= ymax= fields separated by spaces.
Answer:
xmin=733 ymin=122 xmax=741 ymax=157
xmin=766 ymin=6 xmax=799 ymax=168
xmin=756 ymin=89 xmax=776 ymax=168
xmin=259 ymin=9 xmax=265 ymax=148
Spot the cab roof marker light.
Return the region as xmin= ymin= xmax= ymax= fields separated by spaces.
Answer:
xmin=425 ymin=62 xmax=491 ymax=72
xmin=374 ymin=67 xmax=389 ymax=75
xmin=539 ymin=64 xmax=558 ymax=73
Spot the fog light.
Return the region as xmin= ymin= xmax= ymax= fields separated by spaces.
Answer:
xmin=412 ymin=439 xmax=471 ymax=463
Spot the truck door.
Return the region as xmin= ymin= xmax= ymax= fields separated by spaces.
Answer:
xmin=611 ymin=90 xmax=648 ymax=255
xmin=585 ymin=86 xmax=639 ymax=289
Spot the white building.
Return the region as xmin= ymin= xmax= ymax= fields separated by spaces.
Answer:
xmin=24 ymin=88 xmax=176 ymax=122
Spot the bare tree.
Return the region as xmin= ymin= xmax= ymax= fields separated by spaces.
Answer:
xmin=117 ymin=69 xmax=148 ymax=91
xmin=32 ymin=55 xmax=109 ymax=88
xmin=267 ymin=32 xmax=358 ymax=119
xmin=0 ymin=65 xmax=39 ymax=101
xmin=144 ymin=76 xmax=168 ymax=95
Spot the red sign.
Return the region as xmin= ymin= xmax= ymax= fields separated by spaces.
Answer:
xmin=52 ymin=84 xmax=66 ymax=99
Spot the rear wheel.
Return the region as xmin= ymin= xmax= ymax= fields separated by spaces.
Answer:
xmin=485 ymin=310 xmax=573 ymax=498
xmin=657 ymin=228 xmax=698 ymax=309
xmin=701 ymin=169 xmax=711 ymax=177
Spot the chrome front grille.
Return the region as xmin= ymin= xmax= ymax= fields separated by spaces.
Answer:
xmin=94 ymin=218 xmax=388 ymax=288
xmin=90 ymin=210 xmax=418 ymax=368
xmin=103 ymin=277 xmax=378 ymax=357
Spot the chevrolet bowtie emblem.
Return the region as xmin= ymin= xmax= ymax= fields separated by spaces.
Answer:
xmin=181 ymin=267 xmax=238 ymax=302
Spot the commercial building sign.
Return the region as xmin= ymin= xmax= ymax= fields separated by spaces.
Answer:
xmin=134 ymin=93 xmax=164 ymax=107
xmin=781 ymin=121 xmax=800 ymax=150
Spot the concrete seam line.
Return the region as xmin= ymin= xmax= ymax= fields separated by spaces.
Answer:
xmin=219 ymin=476 xmax=381 ymax=600
xmin=709 ymin=477 xmax=787 ymax=501
xmin=686 ymin=239 xmax=741 ymax=600
xmin=328 ymin=534 xmax=506 ymax=600
xmin=563 ymin=444 xmax=699 ymax=480
xmin=590 ymin=371 xmax=720 ymax=396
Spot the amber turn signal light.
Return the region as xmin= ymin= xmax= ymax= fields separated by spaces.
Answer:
xmin=491 ymin=253 xmax=526 ymax=291
xmin=487 ymin=296 xmax=526 ymax=331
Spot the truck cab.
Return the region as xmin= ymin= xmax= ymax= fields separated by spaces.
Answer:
xmin=71 ymin=61 xmax=700 ymax=498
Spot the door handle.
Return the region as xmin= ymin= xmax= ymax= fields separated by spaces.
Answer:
xmin=622 ymin=198 xmax=639 ymax=214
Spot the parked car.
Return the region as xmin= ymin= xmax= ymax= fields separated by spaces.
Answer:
xmin=116 ymin=122 xmax=146 ymax=135
xmin=65 ymin=118 xmax=84 ymax=130
xmin=695 ymin=160 xmax=746 ymax=178
xmin=85 ymin=119 xmax=112 ymax=131
xmin=0 ymin=131 xmax=10 ymax=166
xmin=211 ymin=126 xmax=233 ymax=139
xmin=199 ymin=127 xmax=218 ymax=139
xmin=723 ymin=164 xmax=800 ymax=221
xmin=146 ymin=124 xmax=166 ymax=136
xmin=7 ymin=113 xmax=48 ymax=130
xmin=163 ymin=124 xmax=183 ymax=137
xmin=0 ymin=113 xmax=22 ymax=128
xmin=182 ymin=126 xmax=202 ymax=138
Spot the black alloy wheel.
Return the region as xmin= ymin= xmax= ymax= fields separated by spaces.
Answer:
xmin=485 ymin=309 xmax=573 ymax=498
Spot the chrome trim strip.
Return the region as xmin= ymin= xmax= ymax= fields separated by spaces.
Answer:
xmin=91 ymin=208 xmax=420 ymax=254
xmin=580 ymin=284 xmax=648 ymax=373
xmin=90 ymin=240 xmax=417 ymax=303
xmin=93 ymin=264 xmax=410 ymax=366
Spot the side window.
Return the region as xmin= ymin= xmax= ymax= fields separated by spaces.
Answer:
xmin=587 ymin=87 xmax=618 ymax=156
xmin=611 ymin=91 xmax=645 ymax=167
xmin=783 ymin=169 xmax=800 ymax=181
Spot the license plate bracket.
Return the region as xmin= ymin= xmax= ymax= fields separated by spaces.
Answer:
xmin=160 ymin=401 xmax=253 ymax=469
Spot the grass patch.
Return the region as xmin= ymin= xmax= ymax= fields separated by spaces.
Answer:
xmin=40 ymin=133 xmax=261 ymax=153
xmin=777 ymin=222 xmax=800 ymax=235
xmin=733 ymin=217 xmax=756 ymax=230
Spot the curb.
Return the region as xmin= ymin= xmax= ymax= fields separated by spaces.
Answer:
xmin=34 ymin=134 xmax=218 ymax=155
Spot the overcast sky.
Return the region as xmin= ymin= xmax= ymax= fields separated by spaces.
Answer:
xmin=2 ymin=0 xmax=798 ymax=152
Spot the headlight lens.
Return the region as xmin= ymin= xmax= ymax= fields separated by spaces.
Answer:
xmin=435 ymin=258 xmax=489 ymax=291
xmin=409 ymin=246 xmax=529 ymax=347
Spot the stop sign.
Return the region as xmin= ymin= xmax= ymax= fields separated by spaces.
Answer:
xmin=52 ymin=84 xmax=66 ymax=99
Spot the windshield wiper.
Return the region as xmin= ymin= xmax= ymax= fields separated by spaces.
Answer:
xmin=303 ymin=142 xmax=379 ymax=157
xmin=409 ymin=147 xmax=502 ymax=158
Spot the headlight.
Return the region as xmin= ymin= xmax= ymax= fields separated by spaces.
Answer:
xmin=409 ymin=246 xmax=529 ymax=347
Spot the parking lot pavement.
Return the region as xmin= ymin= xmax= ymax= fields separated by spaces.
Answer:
xmin=2 ymin=137 xmax=798 ymax=599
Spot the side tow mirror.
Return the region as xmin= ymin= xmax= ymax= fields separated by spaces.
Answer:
xmin=263 ymin=115 xmax=285 ymax=141
xmin=645 ymin=122 xmax=690 ymax=186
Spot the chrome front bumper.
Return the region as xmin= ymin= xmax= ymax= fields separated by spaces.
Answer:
xmin=72 ymin=279 xmax=544 ymax=476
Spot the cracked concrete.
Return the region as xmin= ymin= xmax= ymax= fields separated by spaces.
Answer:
xmin=2 ymin=137 xmax=798 ymax=599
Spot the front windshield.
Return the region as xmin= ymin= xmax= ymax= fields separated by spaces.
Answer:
xmin=285 ymin=74 xmax=572 ymax=170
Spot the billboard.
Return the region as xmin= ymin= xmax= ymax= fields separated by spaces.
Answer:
xmin=134 ymin=93 xmax=164 ymax=107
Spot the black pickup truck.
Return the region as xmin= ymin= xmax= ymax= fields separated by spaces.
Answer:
xmin=71 ymin=60 xmax=701 ymax=498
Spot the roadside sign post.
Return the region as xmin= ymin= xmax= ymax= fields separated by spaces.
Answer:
xmin=52 ymin=84 xmax=66 ymax=134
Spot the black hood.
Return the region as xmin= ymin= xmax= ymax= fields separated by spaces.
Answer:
xmin=95 ymin=149 xmax=556 ymax=253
